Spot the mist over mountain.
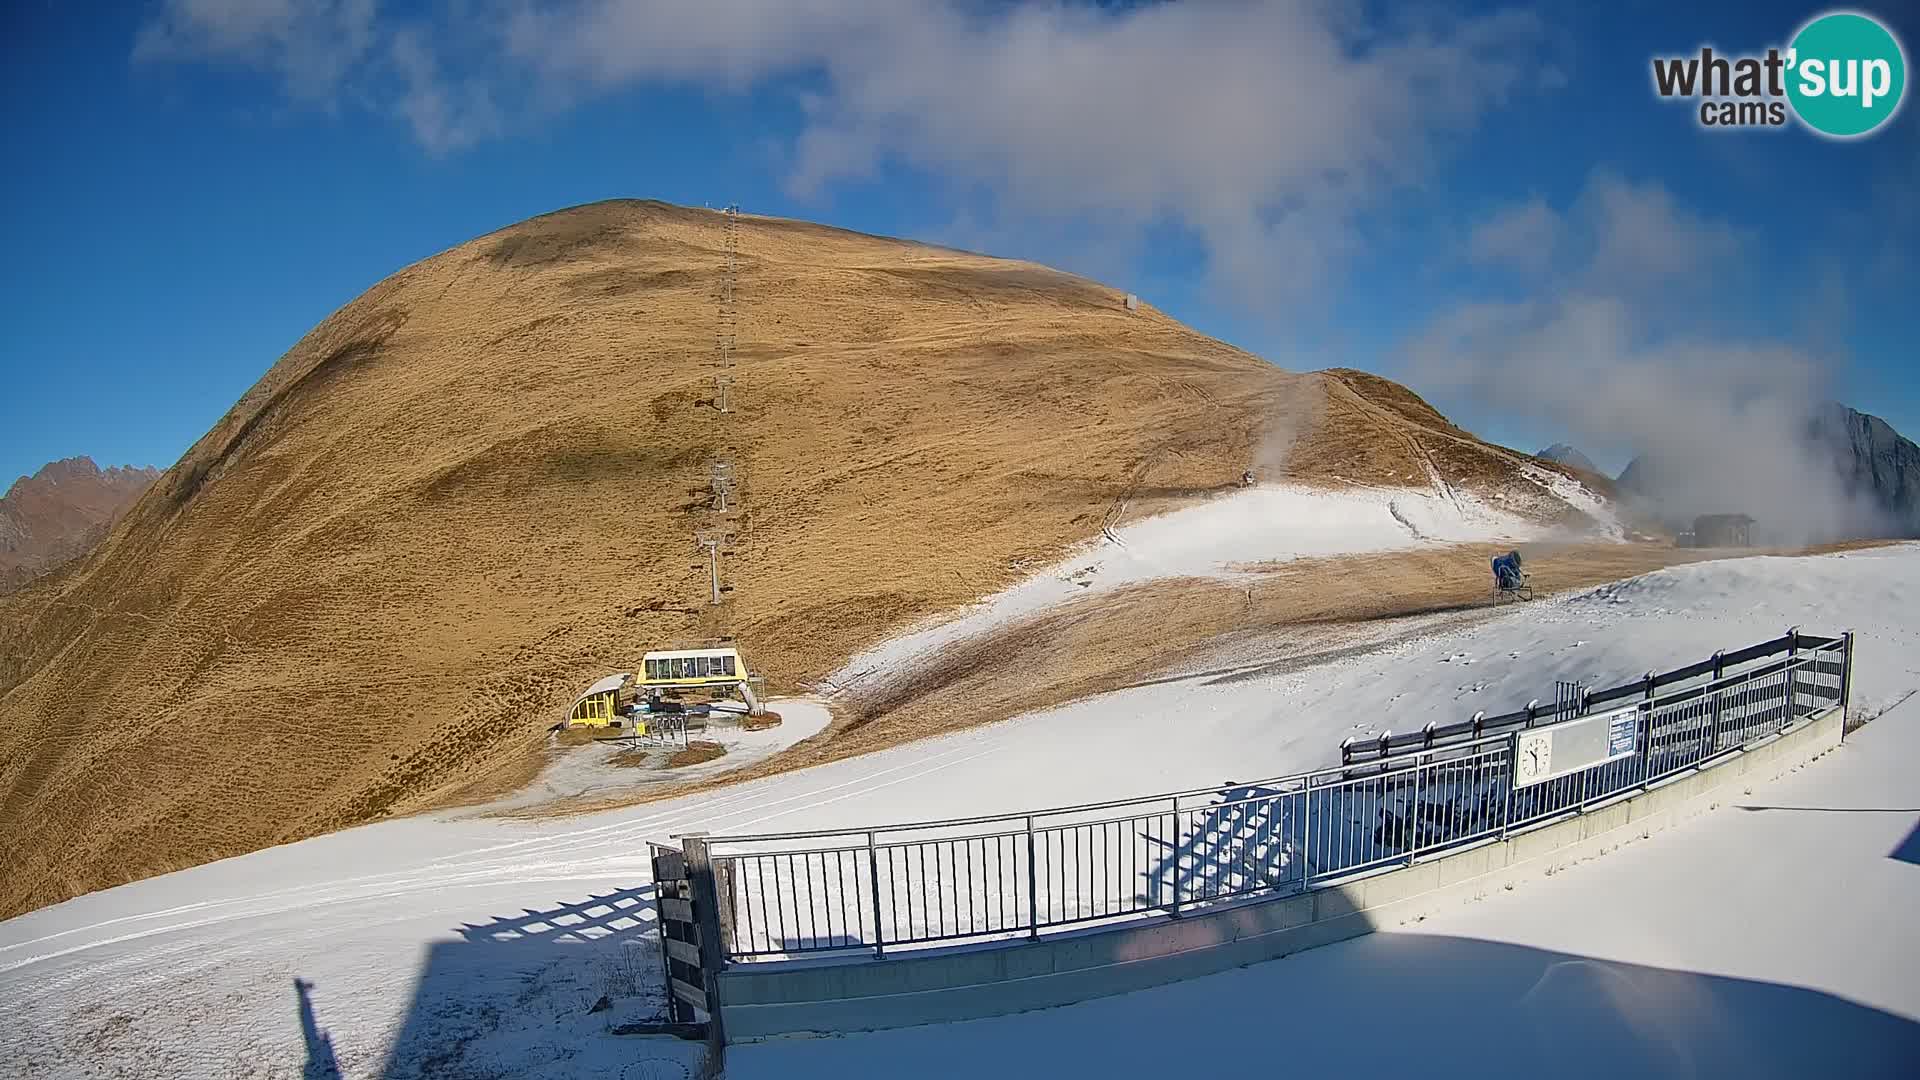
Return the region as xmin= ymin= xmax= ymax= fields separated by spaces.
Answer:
xmin=1617 ymin=402 xmax=1920 ymax=540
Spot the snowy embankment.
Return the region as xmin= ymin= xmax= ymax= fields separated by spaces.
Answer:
xmin=1527 ymin=461 xmax=1629 ymax=539
xmin=829 ymin=479 xmax=1609 ymax=693
xmin=1 ymin=544 xmax=1913 ymax=1079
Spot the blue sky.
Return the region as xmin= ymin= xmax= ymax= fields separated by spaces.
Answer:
xmin=2 ymin=0 xmax=1915 ymax=487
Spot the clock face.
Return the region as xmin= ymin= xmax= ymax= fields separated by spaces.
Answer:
xmin=1515 ymin=731 xmax=1552 ymax=786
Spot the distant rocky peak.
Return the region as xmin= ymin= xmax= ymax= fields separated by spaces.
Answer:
xmin=1536 ymin=443 xmax=1601 ymax=475
xmin=0 ymin=455 xmax=161 ymax=593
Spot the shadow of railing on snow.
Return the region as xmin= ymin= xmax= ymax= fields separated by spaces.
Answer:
xmin=372 ymin=883 xmax=669 ymax=1079
xmin=1139 ymin=783 xmax=1297 ymax=913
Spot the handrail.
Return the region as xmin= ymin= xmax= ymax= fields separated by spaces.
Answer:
xmin=1342 ymin=628 xmax=1832 ymax=763
xmin=696 ymin=629 xmax=1852 ymax=961
xmin=699 ymin=631 xmax=1836 ymax=844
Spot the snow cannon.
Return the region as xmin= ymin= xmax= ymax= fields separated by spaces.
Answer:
xmin=1491 ymin=550 xmax=1531 ymax=601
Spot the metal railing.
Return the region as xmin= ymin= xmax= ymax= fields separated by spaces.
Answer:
xmin=697 ymin=630 xmax=1852 ymax=961
xmin=1337 ymin=628 xmax=1846 ymax=767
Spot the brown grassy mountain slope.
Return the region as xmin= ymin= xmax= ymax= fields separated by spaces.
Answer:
xmin=0 ymin=199 xmax=1597 ymax=917
xmin=0 ymin=457 xmax=159 ymax=593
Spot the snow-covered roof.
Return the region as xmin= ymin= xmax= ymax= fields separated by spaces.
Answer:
xmin=567 ymin=672 xmax=631 ymax=714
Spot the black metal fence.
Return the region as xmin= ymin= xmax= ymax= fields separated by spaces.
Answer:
xmin=1338 ymin=628 xmax=1846 ymax=768
xmin=695 ymin=629 xmax=1853 ymax=961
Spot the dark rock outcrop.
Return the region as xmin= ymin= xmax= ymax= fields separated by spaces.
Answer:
xmin=1807 ymin=402 xmax=1920 ymax=535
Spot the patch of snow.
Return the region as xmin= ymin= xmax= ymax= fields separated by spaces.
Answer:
xmin=483 ymin=698 xmax=834 ymax=812
xmin=1522 ymin=462 xmax=1625 ymax=540
xmin=829 ymin=483 xmax=1554 ymax=692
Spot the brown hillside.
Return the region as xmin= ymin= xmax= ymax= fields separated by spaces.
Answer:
xmin=0 ymin=457 xmax=158 ymax=594
xmin=0 ymin=199 xmax=1591 ymax=917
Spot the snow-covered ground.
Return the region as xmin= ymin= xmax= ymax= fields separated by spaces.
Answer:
xmin=1519 ymin=461 xmax=1627 ymax=540
xmin=827 ymin=480 xmax=1605 ymax=691
xmin=484 ymin=698 xmax=834 ymax=813
xmin=732 ymin=693 xmax=1920 ymax=1079
xmin=1 ymin=544 xmax=1915 ymax=1078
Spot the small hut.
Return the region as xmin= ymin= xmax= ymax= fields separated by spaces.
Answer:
xmin=1691 ymin=514 xmax=1755 ymax=548
xmin=565 ymin=672 xmax=632 ymax=728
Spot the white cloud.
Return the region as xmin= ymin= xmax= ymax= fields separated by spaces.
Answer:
xmin=134 ymin=0 xmax=378 ymax=102
xmin=1578 ymin=171 xmax=1745 ymax=285
xmin=388 ymin=27 xmax=504 ymax=154
xmin=134 ymin=0 xmax=1548 ymax=304
xmin=1466 ymin=196 xmax=1560 ymax=271
xmin=1461 ymin=171 xmax=1751 ymax=289
xmin=135 ymin=0 xmax=504 ymax=151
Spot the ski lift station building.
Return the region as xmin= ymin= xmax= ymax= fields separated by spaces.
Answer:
xmin=642 ymin=647 xmax=745 ymax=689
xmin=642 ymin=647 xmax=763 ymax=714
xmin=565 ymin=672 xmax=632 ymax=729
xmin=561 ymin=649 xmax=759 ymax=730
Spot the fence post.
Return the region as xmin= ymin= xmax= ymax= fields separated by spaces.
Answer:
xmin=712 ymin=858 xmax=735 ymax=961
xmin=1708 ymin=650 xmax=1725 ymax=760
xmin=1785 ymin=626 xmax=1800 ymax=729
xmin=866 ymin=831 xmax=885 ymax=958
xmin=1025 ymin=815 xmax=1040 ymax=939
xmin=1636 ymin=702 xmax=1652 ymax=791
xmin=1169 ymin=795 xmax=1183 ymax=918
xmin=1416 ymin=728 xmax=1433 ymax=861
xmin=648 ymin=844 xmax=681 ymax=1024
xmin=1840 ymin=630 xmax=1856 ymax=732
xmin=1299 ymin=778 xmax=1313 ymax=890
xmin=1640 ymin=672 xmax=1657 ymax=789
xmin=1470 ymin=711 xmax=1487 ymax=835
xmin=1408 ymin=753 xmax=1423 ymax=865
xmin=1499 ymin=731 xmax=1516 ymax=840
xmin=680 ymin=836 xmax=729 ymax=1051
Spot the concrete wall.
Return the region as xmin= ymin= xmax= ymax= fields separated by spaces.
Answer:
xmin=717 ymin=706 xmax=1845 ymax=1041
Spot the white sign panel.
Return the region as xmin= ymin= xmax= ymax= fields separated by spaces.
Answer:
xmin=1512 ymin=705 xmax=1640 ymax=788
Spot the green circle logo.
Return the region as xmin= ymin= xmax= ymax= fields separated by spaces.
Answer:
xmin=1787 ymin=11 xmax=1907 ymax=137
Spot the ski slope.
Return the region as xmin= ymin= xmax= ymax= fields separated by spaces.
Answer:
xmin=828 ymin=480 xmax=1605 ymax=691
xmin=1 ymin=544 xmax=1916 ymax=1078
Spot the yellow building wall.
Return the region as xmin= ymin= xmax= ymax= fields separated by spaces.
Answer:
xmin=568 ymin=691 xmax=619 ymax=728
